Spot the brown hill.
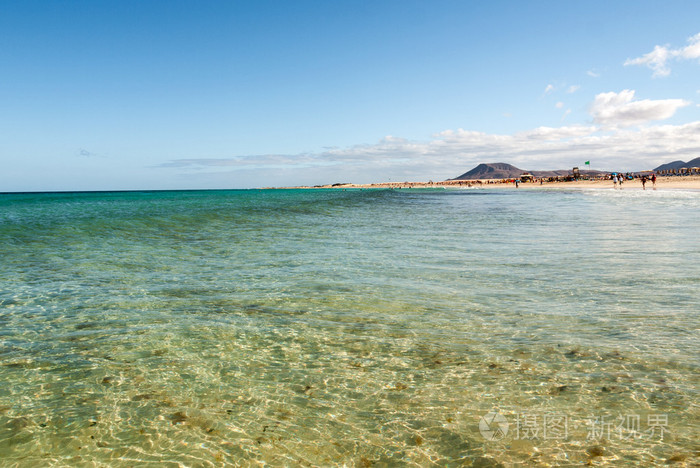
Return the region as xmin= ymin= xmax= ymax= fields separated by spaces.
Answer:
xmin=452 ymin=163 xmax=603 ymax=180
xmin=452 ymin=163 xmax=526 ymax=180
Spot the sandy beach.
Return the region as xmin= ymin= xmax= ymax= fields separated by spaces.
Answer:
xmin=519 ymin=176 xmax=700 ymax=190
xmin=288 ymin=175 xmax=700 ymax=190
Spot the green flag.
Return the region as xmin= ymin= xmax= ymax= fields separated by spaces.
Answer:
xmin=585 ymin=161 xmax=590 ymax=165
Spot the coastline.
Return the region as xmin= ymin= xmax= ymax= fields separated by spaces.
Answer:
xmin=278 ymin=175 xmax=700 ymax=190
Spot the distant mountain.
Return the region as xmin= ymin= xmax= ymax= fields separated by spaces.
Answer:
xmin=654 ymin=160 xmax=688 ymax=171
xmin=452 ymin=163 xmax=527 ymax=180
xmin=452 ymin=162 xmax=601 ymax=180
xmin=453 ymin=158 xmax=700 ymax=181
xmin=654 ymin=157 xmax=700 ymax=171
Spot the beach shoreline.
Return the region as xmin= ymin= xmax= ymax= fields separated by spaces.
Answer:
xmin=278 ymin=175 xmax=700 ymax=190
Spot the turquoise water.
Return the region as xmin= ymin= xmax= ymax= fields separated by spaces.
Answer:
xmin=0 ymin=188 xmax=698 ymax=466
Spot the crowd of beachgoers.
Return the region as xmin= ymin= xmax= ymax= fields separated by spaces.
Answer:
xmin=288 ymin=171 xmax=700 ymax=190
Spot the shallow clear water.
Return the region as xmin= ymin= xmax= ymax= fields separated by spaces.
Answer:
xmin=0 ymin=188 xmax=698 ymax=466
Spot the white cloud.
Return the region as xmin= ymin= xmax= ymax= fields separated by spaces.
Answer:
xmin=587 ymin=70 xmax=601 ymax=78
xmin=625 ymin=32 xmax=700 ymax=77
xmin=624 ymin=45 xmax=672 ymax=77
xmin=544 ymin=84 xmax=580 ymax=97
xmin=158 ymin=119 xmax=700 ymax=183
xmin=678 ymin=32 xmax=700 ymax=59
xmin=555 ymin=101 xmax=564 ymax=109
xmin=589 ymin=90 xmax=690 ymax=127
xmin=77 ymin=148 xmax=106 ymax=158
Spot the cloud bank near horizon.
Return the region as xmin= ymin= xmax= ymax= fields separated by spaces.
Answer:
xmin=159 ymin=90 xmax=698 ymax=183
xmin=160 ymin=120 xmax=700 ymax=183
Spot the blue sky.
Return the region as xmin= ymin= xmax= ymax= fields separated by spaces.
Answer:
xmin=2 ymin=0 xmax=700 ymax=190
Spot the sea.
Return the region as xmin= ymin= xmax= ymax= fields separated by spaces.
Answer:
xmin=0 ymin=187 xmax=698 ymax=467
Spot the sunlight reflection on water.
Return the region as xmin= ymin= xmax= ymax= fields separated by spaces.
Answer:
xmin=0 ymin=189 xmax=698 ymax=466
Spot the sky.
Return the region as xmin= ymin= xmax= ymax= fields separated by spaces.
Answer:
xmin=2 ymin=0 xmax=700 ymax=191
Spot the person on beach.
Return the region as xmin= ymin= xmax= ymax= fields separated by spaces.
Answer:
xmin=642 ymin=176 xmax=647 ymax=190
xmin=613 ymin=174 xmax=618 ymax=188
xmin=652 ymin=173 xmax=657 ymax=189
